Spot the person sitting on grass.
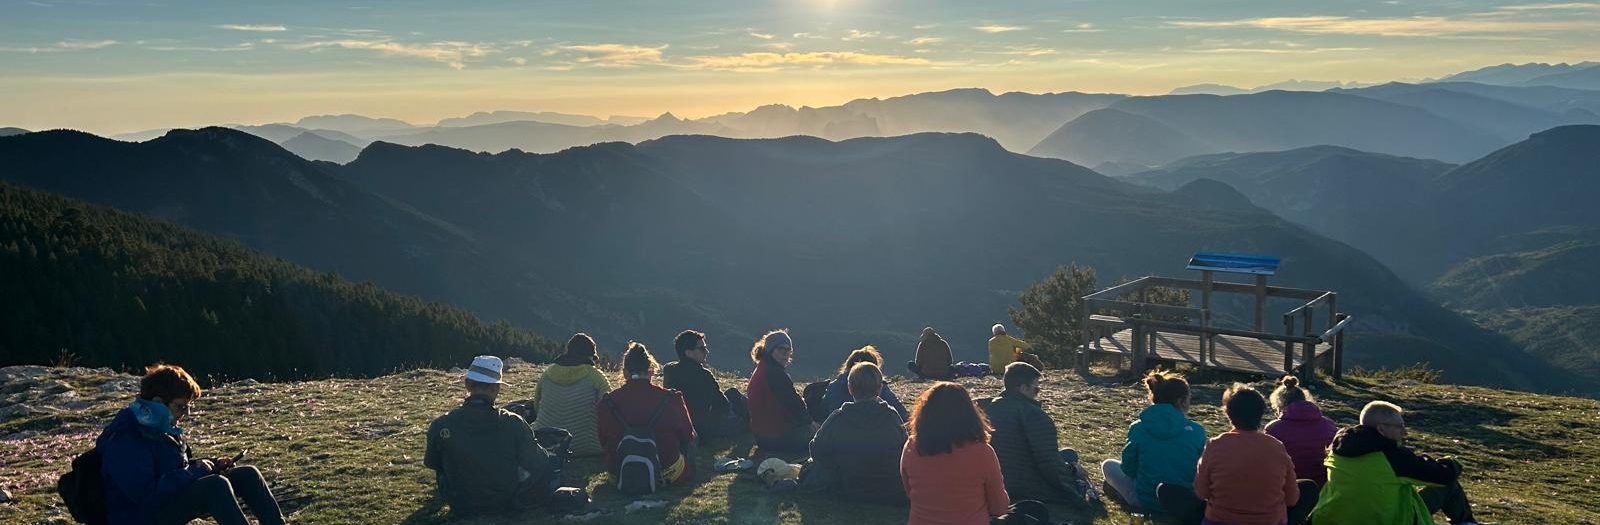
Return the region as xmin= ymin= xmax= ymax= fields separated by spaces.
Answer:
xmin=746 ymin=329 xmax=814 ymax=454
xmin=907 ymin=326 xmax=955 ymax=381
xmin=984 ymin=362 xmax=1087 ymax=505
xmin=1310 ymin=401 xmax=1489 ymax=525
xmin=1264 ymin=376 xmax=1337 ymax=486
xmin=426 ymin=356 xmax=583 ymax=516
xmin=598 ymin=341 xmax=699 ymax=489
xmin=662 ymin=329 xmax=748 ymax=440
xmin=1157 ymin=383 xmax=1318 ymax=525
xmin=532 ymin=333 xmax=611 ymax=456
xmin=1101 ymin=370 xmax=1207 ymax=515
xmin=804 ymin=361 xmax=908 ymax=503
xmin=99 ymin=363 xmax=287 ymax=525
xmin=900 ymin=382 xmax=1010 ymax=525
xmin=987 ymin=324 xmax=1032 ymax=373
xmin=819 ymin=345 xmax=910 ymax=421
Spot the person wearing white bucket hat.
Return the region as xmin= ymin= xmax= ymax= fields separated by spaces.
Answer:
xmin=425 ymin=355 xmax=588 ymax=516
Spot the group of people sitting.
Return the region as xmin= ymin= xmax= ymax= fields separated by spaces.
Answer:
xmin=88 ymin=324 xmax=1488 ymax=525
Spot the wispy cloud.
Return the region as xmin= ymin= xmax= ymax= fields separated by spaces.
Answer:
xmin=1 ymin=39 xmax=118 ymax=53
xmin=1189 ymin=46 xmax=1370 ymax=54
xmin=974 ymin=24 xmax=1026 ymax=33
xmin=682 ymin=51 xmax=933 ymax=72
xmin=906 ymin=36 xmax=944 ymax=45
xmin=1168 ymin=15 xmax=1600 ymax=36
xmin=748 ymin=31 xmax=774 ymax=40
xmin=1000 ymin=45 xmax=1058 ymax=56
xmin=553 ymin=43 xmax=666 ymax=67
xmin=1494 ymin=2 xmax=1600 ymax=10
xmin=1063 ymin=23 xmax=1103 ymax=33
xmin=217 ymin=24 xmax=287 ymax=32
xmin=506 ymin=57 xmax=528 ymax=65
xmin=843 ymin=29 xmax=881 ymax=41
xmin=286 ymin=39 xmax=496 ymax=69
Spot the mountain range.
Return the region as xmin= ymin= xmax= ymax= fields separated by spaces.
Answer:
xmin=1438 ymin=62 xmax=1600 ymax=90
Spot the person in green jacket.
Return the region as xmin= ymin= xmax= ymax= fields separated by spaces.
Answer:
xmin=983 ymin=362 xmax=1086 ymax=505
xmin=1311 ymin=401 xmax=1487 ymax=525
xmin=1100 ymin=370 xmax=1206 ymax=514
xmin=533 ymin=334 xmax=612 ymax=456
xmin=426 ymin=355 xmax=585 ymax=516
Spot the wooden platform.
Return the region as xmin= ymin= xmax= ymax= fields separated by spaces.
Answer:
xmin=1082 ymin=328 xmax=1331 ymax=376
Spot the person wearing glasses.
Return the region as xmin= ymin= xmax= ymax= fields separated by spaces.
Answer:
xmin=745 ymin=329 xmax=814 ymax=454
xmin=1311 ymin=401 xmax=1487 ymax=525
xmin=662 ymin=329 xmax=748 ymax=440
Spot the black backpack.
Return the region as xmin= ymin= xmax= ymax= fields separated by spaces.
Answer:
xmin=57 ymin=447 xmax=108 ymax=525
xmin=803 ymin=381 xmax=832 ymax=424
xmin=602 ymin=394 xmax=672 ymax=495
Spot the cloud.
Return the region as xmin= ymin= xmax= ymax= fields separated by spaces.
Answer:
xmin=1189 ymin=46 xmax=1370 ymax=54
xmin=286 ymin=39 xmax=496 ymax=69
xmin=1063 ymin=23 xmax=1103 ymax=33
xmin=682 ymin=51 xmax=933 ymax=71
xmin=506 ymin=57 xmax=528 ymax=65
xmin=1000 ymin=45 xmax=1058 ymax=56
xmin=748 ymin=31 xmax=775 ymax=40
xmin=906 ymin=36 xmax=944 ymax=45
xmin=913 ymin=24 xmax=939 ymax=30
xmin=843 ymin=29 xmax=881 ymax=41
xmin=1 ymin=39 xmax=118 ymax=53
xmin=553 ymin=43 xmax=666 ymax=67
xmin=1495 ymin=2 xmax=1600 ymax=10
xmin=974 ymin=24 xmax=1026 ymax=33
xmin=1168 ymin=15 xmax=1600 ymax=36
xmin=217 ymin=24 xmax=287 ymax=32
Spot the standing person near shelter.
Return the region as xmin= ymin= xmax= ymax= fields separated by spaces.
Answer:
xmin=598 ymin=342 xmax=698 ymax=489
xmin=1157 ymin=383 xmax=1318 ymax=525
xmin=900 ymin=382 xmax=1010 ymax=525
xmin=907 ymin=327 xmax=955 ymax=380
xmin=1264 ymin=376 xmax=1337 ymax=486
xmin=1101 ymin=370 xmax=1207 ymax=515
xmin=1310 ymin=401 xmax=1488 ymax=525
xmin=820 ymin=345 xmax=910 ymax=421
xmin=532 ymin=333 xmax=611 ymax=456
xmin=984 ymin=362 xmax=1086 ymax=505
xmin=745 ymin=329 xmax=814 ymax=454
xmin=427 ymin=356 xmax=585 ymax=516
xmin=662 ymin=329 xmax=747 ymax=440
xmin=805 ymin=361 xmax=909 ymax=503
xmin=987 ymin=324 xmax=1032 ymax=373
xmin=98 ymin=363 xmax=287 ymax=525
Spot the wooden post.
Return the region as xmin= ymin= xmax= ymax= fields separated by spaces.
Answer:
xmin=1300 ymin=306 xmax=1316 ymax=385
xmin=1201 ymin=270 xmax=1214 ymax=365
xmin=1131 ymin=323 xmax=1147 ymax=373
xmin=1333 ymin=313 xmax=1347 ymax=380
xmin=1080 ymin=300 xmax=1093 ymax=372
xmin=1254 ymin=274 xmax=1268 ymax=331
xmin=1282 ymin=315 xmax=1295 ymax=374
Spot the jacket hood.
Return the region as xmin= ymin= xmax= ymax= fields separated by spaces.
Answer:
xmin=1134 ymin=403 xmax=1198 ymax=439
xmin=543 ymin=363 xmax=600 ymax=385
xmin=1330 ymin=424 xmax=1396 ymax=458
xmin=1281 ymin=400 xmax=1325 ymax=422
xmin=554 ymin=351 xmax=597 ymax=367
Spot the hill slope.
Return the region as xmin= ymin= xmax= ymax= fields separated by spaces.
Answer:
xmin=0 ymin=181 xmax=552 ymax=380
xmin=281 ymin=131 xmax=362 ymax=164
xmin=1 ymin=365 xmax=1595 ymax=524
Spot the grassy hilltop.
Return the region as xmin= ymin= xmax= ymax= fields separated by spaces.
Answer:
xmin=2 ymin=363 xmax=1597 ymax=525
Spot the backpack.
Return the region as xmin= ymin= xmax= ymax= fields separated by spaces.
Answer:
xmin=603 ymin=394 xmax=673 ymax=495
xmin=57 ymin=447 xmax=108 ymax=525
xmin=802 ymin=381 xmax=831 ymax=424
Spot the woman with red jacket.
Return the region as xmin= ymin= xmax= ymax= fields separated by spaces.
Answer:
xmin=597 ymin=342 xmax=698 ymax=486
xmin=745 ymin=329 xmax=814 ymax=454
xmin=900 ymin=382 xmax=1010 ymax=525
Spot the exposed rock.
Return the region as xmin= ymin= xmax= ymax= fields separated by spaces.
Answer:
xmin=0 ymin=403 xmax=38 ymax=421
xmin=37 ymin=380 xmax=72 ymax=395
xmin=0 ymin=365 xmax=51 ymax=382
xmin=98 ymin=376 xmax=141 ymax=394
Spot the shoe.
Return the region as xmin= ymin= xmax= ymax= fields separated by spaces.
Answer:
xmin=714 ymin=457 xmax=754 ymax=473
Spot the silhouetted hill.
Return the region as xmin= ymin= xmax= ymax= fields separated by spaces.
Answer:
xmin=0 ymin=127 xmax=27 ymax=137
xmin=1163 ymin=179 xmax=1257 ymax=210
xmin=435 ymin=110 xmax=648 ymax=128
xmin=0 ymin=180 xmax=553 ymax=380
xmin=1027 ymin=108 xmax=1210 ymax=166
xmin=1475 ymin=306 xmax=1600 ymax=382
xmin=1342 ymin=85 xmax=1590 ymax=142
xmin=1438 ymin=62 xmax=1599 ymax=85
xmin=1337 ymin=82 xmax=1600 ymax=118
xmin=293 ymin=114 xmax=415 ymax=134
xmin=1432 ymin=125 xmax=1600 ymax=248
xmin=1434 ymin=239 xmax=1600 ymax=311
xmin=1525 ymin=65 xmax=1600 ymax=90
xmin=1127 ymin=146 xmax=1456 ymax=281
xmin=342 ymin=132 xmax=1576 ymax=389
xmin=281 ymin=131 xmax=362 ymax=164
xmin=1031 ymin=91 xmax=1506 ymax=166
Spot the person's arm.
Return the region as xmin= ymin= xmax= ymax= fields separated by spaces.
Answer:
xmin=102 ymin=434 xmax=205 ymax=505
xmin=1282 ymin=454 xmax=1299 ymax=507
xmin=424 ymin=418 xmax=443 ymax=471
xmin=1193 ymin=449 xmax=1212 ymax=501
xmin=1383 ymin=446 xmax=1460 ymax=485
xmin=1025 ymin=407 xmax=1076 ymax=493
xmin=1010 ymin=336 xmax=1031 ymax=350
xmin=702 ymin=367 xmax=731 ymax=414
xmin=981 ymin=444 xmax=1011 ymax=516
xmin=810 ymin=410 xmax=840 ymax=461
xmin=769 ymin=367 xmax=809 ymax=426
xmin=596 ymin=397 xmax=620 ymax=472
xmin=671 ymin=392 xmax=697 ymax=477
xmin=881 ymin=386 xmax=910 ymax=421
xmin=511 ymin=414 xmax=550 ymax=484
xmin=1120 ymin=426 xmax=1141 ymax=478
xmin=588 ymin=367 xmax=611 ymax=395
xmin=900 ymin=442 xmax=914 ymax=498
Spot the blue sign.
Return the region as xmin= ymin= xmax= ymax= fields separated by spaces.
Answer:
xmin=1186 ymin=252 xmax=1280 ymax=276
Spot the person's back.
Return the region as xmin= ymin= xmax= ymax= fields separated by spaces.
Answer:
xmin=986 ymin=327 xmax=1029 ymax=373
xmin=427 ymin=395 xmax=553 ymax=516
xmin=662 ymin=360 xmax=724 ymax=428
xmin=984 ymin=391 xmax=1075 ymax=503
xmin=911 ymin=328 xmax=953 ymax=380
xmin=533 ymin=334 xmax=610 ymax=456
xmin=1312 ymin=424 xmax=1446 ymax=525
xmin=745 ymin=330 xmax=812 ymax=452
xmin=1102 ymin=371 xmax=1206 ymax=514
xmin=1194 ymin=428 xmax=1299 ymax=525
xmin=811 ymin=398 xmax=908 ymax=502
xmin=1264 ymin=400 xmax=1337 ymax=485
xmin=98 ymin=402 xmax=196 ymax=525
xmin=901 ymin=382 xmax=1009 ymax=525
xmin=598 ymin=375 xmax=697 ymax=486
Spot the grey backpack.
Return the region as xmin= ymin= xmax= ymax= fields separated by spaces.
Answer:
xmin=603 ymin=394 xmax=672 ymax=495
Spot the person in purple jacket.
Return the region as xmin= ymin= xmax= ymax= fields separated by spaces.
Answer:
xmin=1264 ymin=376 xmax=1338 ymax=486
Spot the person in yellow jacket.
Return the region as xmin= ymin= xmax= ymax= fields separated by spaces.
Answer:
xmin=987 ymin=324 xmax=1031 ymax=372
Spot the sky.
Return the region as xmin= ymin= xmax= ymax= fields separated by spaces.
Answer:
xmin=2 ymin=0 xmax=1598 ymax=134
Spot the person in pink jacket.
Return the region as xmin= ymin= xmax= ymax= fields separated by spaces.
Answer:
xmin=1263 ymin=376 xmax=1337 ymax=486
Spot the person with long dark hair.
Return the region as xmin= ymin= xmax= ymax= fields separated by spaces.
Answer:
xmin=533 ymin=333 xmax=611 ymax=456
xmin=900 ymin=382 xmax=1009 ymax=525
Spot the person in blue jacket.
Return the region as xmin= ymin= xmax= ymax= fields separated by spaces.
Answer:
xmin=819 ymin=345 xmax=909 ymax=421
xmin=97 ymin=363 xmax=285 ymax=525
xmin=1100 ymin=369 xmax=1207 ymax=515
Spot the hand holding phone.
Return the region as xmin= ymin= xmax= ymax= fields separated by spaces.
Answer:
xmin=217 ymin=449 xmax=248 ymax=472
